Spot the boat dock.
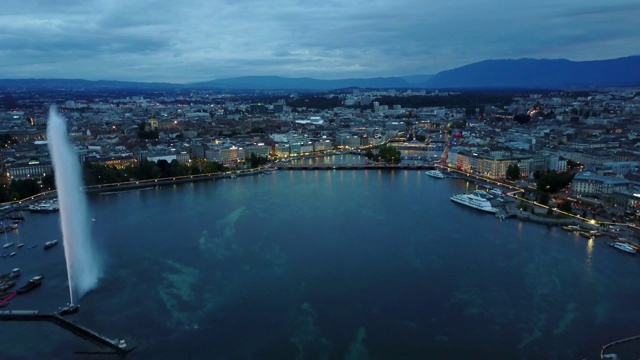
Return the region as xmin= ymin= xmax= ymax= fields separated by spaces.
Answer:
xmin=0 ymin=310 xmax=133 ymax=354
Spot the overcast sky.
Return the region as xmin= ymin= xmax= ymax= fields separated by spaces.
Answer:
xmin=0 ymin=0 xmax=638 ymax=83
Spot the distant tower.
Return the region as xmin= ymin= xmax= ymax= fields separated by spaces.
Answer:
xmin=150 ymin=118 xmax=159 ymax=131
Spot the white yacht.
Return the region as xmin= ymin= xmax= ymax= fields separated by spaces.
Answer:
xmin=425 ymin=169 xmax=446 ymax=179
xmin=610 ymin=242 xmax=637 ymax=255
xmin=27 ymin=199 xmax=59 ymax=213
xmin=450 ymin=193 xmax=498 ymax=213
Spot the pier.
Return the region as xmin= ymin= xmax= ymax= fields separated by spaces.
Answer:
xmin=0 ymin=310 xmax=133 ymax=354
xmin=600 ymin=334 xmax=640 ymax=359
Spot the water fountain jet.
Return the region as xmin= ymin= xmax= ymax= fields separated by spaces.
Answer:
xmin=47 ymin=107 xmax=102 ymax=304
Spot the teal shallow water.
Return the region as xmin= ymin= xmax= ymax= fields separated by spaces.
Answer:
xmin=0 ymin=170 xmax=638 ymax=359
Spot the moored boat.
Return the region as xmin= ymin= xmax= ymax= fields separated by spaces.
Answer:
xmin=16 ymin=275 xmax=44 ymax=294
xmin=562 ymin=225 xmax=581 ymax=232
xmin=58 ymin=303 xmax=80 ymax=316
xmin=450 ymin=193 xmax=498 ymax=213
xmin=27 ymin=199 xmax=59 ymax=213
xmin=489 ymin=189 xmax=503 ymax=197
xmin=609 ymin=241 xmax=637 ymax=255
xmin=43 ymin=239 xmax=58 ymax=250
xmin=425 ymin=169 xmax=446 ymax=179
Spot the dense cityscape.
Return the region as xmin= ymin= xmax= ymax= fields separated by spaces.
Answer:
xmin=2 ymin=0 xmax=640 ymax=357
xmin=2 ymin=83 xmax=640 ymax=359
xmin=1 ymin=87 xmax=640 ymax=223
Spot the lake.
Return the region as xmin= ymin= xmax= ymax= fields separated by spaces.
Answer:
xmin=1 ymin=169 xmax=639 ymax=359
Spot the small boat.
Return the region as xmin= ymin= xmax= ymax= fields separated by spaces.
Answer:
xmin=17 ymin=243 xmax=24 ymax=248
xmin=425 ymin=169 xmax=446 ymax=179
xmin=578 ymin=231 xmax=593 ymax=239
xmin=8 ymin=268 xmax=20 ymax=278
xmin=5 ymin=211 xmax=25 ymax=221
xmin=58 ymin=303 xmax=80 ymax=316
xmin=27 ymin=199 xmax=59 ymax=213
xmin=16 ymin=275 xmax=44 ymax=294
xmin=562 ymin=225 xmax=581 ymax=232
xmin=43 ymin=240 xmax=58 ymax=250
xmin=117 ymin=339 xmax=127 ymax=350
xmin=8 ymin=252 xmax=16 ymax=257
xmin=2 ymin=223 xmax=14 ymax=248
xmin=28 ymin=245 xmax=38 ymax=249
xmin=608 ymin=241 xmax=637 ymax=254
xmin=0 ymin=281 xmax=15 ymax=292
xmin=489 ymin=189 xmax=503 ymax=197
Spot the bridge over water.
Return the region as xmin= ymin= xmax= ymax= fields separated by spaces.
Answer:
xmin=276 ymin=164 xmax=436 ymax=171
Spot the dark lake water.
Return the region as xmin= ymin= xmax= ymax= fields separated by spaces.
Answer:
xmin=1 ymin=169 xmax=639 ymax=359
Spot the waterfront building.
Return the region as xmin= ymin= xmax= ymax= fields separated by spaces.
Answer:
xmin=335 ymin=133 xmax=361 ymax=149
xmin=610 ymin=190 xmax=640 ymax=214
xmin=243 ymin=144 xmax=270 ymax=159
xmin=300 ymin=142 xmax=314 ymax=154
xmin=571 ymin=171 xmax=631 ymax=197
xmin=6 ymin=160 xmax=53 ymax=180
xmin=146 ymin=152 xmax=190 ymax=164
xmin=448 ymin=150 xmax=535 ymax=179
xmin=205 ymin=146 xmax=244 ymax=164
xmin=557 ymin=147 xmax=613 ymax=167
xmin=86 ymin=155 xmax=137 ymax=169
xmin=290 ymin=143 xmax=302 ymax=155
xmin=313 ymin=140 xmax=333 ymax=152
xmin=274 ymin=143 xmax=290 ymax=157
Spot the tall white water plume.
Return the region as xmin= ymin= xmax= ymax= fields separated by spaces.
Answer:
xmin=47 ymin=107 xmax=102 ymax=304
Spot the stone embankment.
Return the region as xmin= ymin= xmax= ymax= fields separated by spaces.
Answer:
xmin=497 ymin=200 xmax=579 ymax=226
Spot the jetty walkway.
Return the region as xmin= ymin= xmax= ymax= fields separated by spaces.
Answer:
xmin=600 ymin=334 xmax=640 ymax=359
xmin=0 ymin=310 xmax=133 ymax=354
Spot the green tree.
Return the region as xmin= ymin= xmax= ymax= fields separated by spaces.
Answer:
xmin=536 ymin=170 xmax=575 ymax=193
xmin=415 ymin=134 xmax=426 ymax=142
xmin=8 ymin=179 xmax=40 ymax=200
xmin=506 ymin=164 xmax=521 ymax=180
xmin=42 ymin=173 xmax=56 ymax=190
xmin=558 ymin=200 xmax=573 ymax=213
xmin=538 ymin=192 xmax=550 ymax=206
xmin=377 ymin=145 xmax=401 ymax=164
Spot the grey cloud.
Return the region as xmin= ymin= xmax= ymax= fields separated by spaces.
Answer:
xmin=0 ymin=0 xmax=638 ymax=82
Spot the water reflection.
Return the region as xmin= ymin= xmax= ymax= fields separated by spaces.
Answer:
xmin=586 ymin=238 xmax=594 ymax=266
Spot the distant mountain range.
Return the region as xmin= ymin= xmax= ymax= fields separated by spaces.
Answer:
xmin=188 ymin=76 xmax=413 ymax=91
xmin=426 ymin=56 xmax=640 ymax=89
xmin=1 ymin=56 xmax=639 ymax=91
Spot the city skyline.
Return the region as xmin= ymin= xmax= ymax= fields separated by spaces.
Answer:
xmin=1 ymin=0 xmax=639 ymax=83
